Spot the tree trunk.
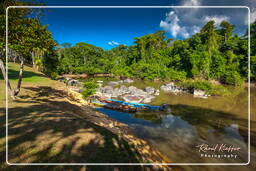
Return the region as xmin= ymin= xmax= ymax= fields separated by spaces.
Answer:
xmin=14 ymin=58 xmax=24 ymax=96
xmin=0 ymin=58 xmax=15 ymax=99
xmin=32 ymin=51 xmax=35 ymax=68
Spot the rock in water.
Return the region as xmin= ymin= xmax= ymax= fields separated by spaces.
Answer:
xmin=123 ymin=95 xmax=143 ymax=103
xmin=118 ymin=80 xmax=124 ymax=84
xmin=160 ymin=82 xmax=181 ymax=94
xmin=154 ymin=89 xmax=160 ymax=96
xmin=160 ymin=85 xmax=172 ymax=92
xmin=193 ymin=89 xmax=208 ymax=99
xmin=119 ymin=85 xmax=129 ymax=95
xmin=108 ymin=81 xmax=119 ymax=86
xmin=141 ymin=95 xmax=155 ymax=103
xmin=112 ymin=88 xmax=120 ymax=98
xmin=128 ymin=86 xmax=137 ymax=94
xmin=66 ymin=79 xmax=82 ymax=87
xmin=101 ymin=86 xmax=114 ymax=98
xmin=123 ymin=78 xmax=134 ymax=83
xmin=144 ymin=87 xmax=155 ymax=95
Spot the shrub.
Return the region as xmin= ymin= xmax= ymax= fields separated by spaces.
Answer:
xmin=167 ymin=69 xmax=186 ymax=81
xmin=50 ymin=72 xmax=58 ymax=80
xmin=224 ymin=71 xmax=243 ymax=86
xmin=83 ymin=81 xmax=99 ymax=89
xmin=81 ymin=88 xmax=96 ymax=98
xmin=81 ymin=81 xmax=99 ymax=99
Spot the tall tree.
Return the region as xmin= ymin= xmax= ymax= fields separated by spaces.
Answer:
xmin=0 ymin=0 xmax=55 ymax=97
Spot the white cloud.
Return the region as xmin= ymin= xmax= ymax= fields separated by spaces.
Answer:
xmin=182 ymin=0 xmax=201 ymax=6
xmin=191 ymin=25 xmax=201 ymax=34
xmin=203 ymin=15 xmax=230 ymax=26
xmin=159 ymin=0 xmax=254 ymax=38
xmin=160 ymin=11 xmax=190 ymax=38
xmin=251 ymin=8 xmax=256 ymax=23
xmin=108 ymin=41 xmax=120 ymax=46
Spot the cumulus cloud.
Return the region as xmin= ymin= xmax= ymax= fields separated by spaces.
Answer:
xmin=203 ymin=15 xmax=230 ymax=26
xmin=251 ymin=9 xmax=256 ymax=23
xmin=108 ymin=41 xmax=119 ymax=46
xmin=182 ymin=0 xmax=201 ymax=6
xmin=191 ymin=25 xmax=201 ymax=34
xmin=160 ymin=11 xmax=190 ymax=38
xmin=159 ymin=0 xmax=255 ymax=38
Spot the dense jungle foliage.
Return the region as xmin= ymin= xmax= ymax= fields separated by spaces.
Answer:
xmin=55 ymin=21 xmax=256 ymax=86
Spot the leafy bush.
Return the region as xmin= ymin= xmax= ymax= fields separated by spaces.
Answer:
xmin=223 ymin=71 xmax=243 ymax=86
xmin=83 ymin=81 xmax=99 ymax=89
xmin=81 ymin=89 xmax=96 ymax=99
xmin=167 ymin=69 xmax=186 ymax=81
xmin=111 ymin=65 xmax=133 ymax=77
xmin=49 ymin=72 xmax=58 ymax=80
xmin=81 ymin=81 xmax=99 ymax=99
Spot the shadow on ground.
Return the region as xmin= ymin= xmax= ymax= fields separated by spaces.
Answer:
xmin=0 ymin=86 xmax=166 ymax=171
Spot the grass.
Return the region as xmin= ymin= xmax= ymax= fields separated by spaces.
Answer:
xmin=5 ymin=63 xmax=49 ymax=83
xmin=0 ymin=63 xmax=164 ymax=171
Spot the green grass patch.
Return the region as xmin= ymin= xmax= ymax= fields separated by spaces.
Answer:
xmin=0 ymin=63 xmax=50 ymax=83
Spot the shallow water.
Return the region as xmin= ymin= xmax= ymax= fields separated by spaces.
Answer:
xmin=89 ymin=79 xmax=255 ymax=167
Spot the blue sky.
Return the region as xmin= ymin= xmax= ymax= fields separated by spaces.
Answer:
xmin=23 ymin=0 xmax=256 ymax=49
xmin=40 ymin=8 xmax=169 ymax=49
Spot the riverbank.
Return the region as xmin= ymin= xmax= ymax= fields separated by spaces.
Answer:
xmin=62 ymin=76 xmax=244 ymax=103
xmin=0 ymin=63 xmax=173 ymax=171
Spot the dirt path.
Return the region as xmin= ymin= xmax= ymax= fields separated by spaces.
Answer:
xmin=0 ymin=78 xmax=176 ymax=171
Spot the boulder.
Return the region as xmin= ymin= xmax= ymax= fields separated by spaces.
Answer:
xmin=160 ymin=85 xmax=172 ymax=92
xmin=193 ymin=89 xmax=208 ymax=99
xmin=128 ymin=86 xmax=137 ymax=94
xmin=118 ymin=80 xmax=124 ymax=84
xmin=123 ymin=78 xmax=134 ymax=83
xmin=141 ymin=95 xmax=155 ymax=103
xmin=112 ymin=88 xmax=120 ymax=98
xmin=66 ymin=79 xmax=82 ymax=87
xmin=108 ymin=81 xmax=119 ymax=86
xmin=123 ymin=95 xmax=143 ymax=103
xmin=154 ymin=89 xmax=160 ymax=96
xmin=94 ymin=84 xmax=157 ymax=103
xmin=119 ymin=85 xmax=129 ymax=95
xmin=102 ymin=86 xmax=114 ymax=94
xmin=144 ymin=87 xmax=155 ymax=95
xmin=166 ymin=82 xmax=175 ymax=86
xmin=160 ymin=82 xmax=181 ymax=94
xmin=135 ymin=89 xmax=148 ymax=96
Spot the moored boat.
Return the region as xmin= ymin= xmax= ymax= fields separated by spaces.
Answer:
xmin=90 ymin=97 xmax=168 ymax=113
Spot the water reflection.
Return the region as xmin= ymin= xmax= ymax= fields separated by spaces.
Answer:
xmin=95 ymin=87 xmax=254 ymax=166
xmin=96 ymin=106 xmax=249 ymax=164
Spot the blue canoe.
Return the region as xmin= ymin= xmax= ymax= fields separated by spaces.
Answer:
xmin=106 ymin=99 xmax=161 ymax=110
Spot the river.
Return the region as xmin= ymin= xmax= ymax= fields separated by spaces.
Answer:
xmin=84 ymin=78 xmax=255 ymax=170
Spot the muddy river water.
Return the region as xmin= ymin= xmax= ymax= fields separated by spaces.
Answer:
xmin=86 ymin=79 xmax=255 ymax=170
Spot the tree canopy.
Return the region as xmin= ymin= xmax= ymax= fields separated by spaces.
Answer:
xmin=54 ymin=20 xmax=254 ymax=85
